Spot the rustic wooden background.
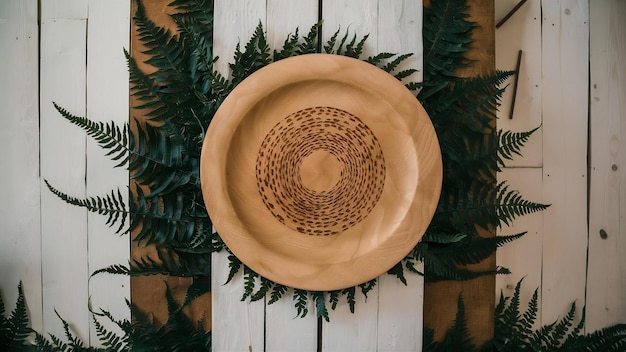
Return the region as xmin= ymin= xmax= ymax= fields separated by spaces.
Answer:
xmin=0 ymin=0 xmax=624 ymax=350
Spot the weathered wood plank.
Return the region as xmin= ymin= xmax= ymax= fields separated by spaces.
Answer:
xmin=378 ymin=273 xmax=423 ymax=351
xmin=266 ymin=289 xmax=317 ymax=352
xmin=323 ymin=290 xmax=378 ymax=352
xmin=212 ymin=1 xmax=266 ymax=350
xmin=40 ymin=17 xmax=89 ymax=340
xmin=264 ymin=1 xmax=320 ymax=350
xmin=423 ymin=0 xmax=496 ymax=346
xmin=40 ymin=0 xmax=88 ymax=19
xmin=319 ymin=2 xmax=381 ymax=351
xmin=85 ymin=0 xmax=130 ymax=344
xmin=0 ymin=0 xmax=42 ymax=332
xmin=540 ymin=0 xmax=589 ymax=326
xmin=376 ymin=2 xmax=424 ymax=351
xmin=495 ymin=0 xmax=542 ymax=167
xmin=321 ymin=0 xmax=378 ymax=58
xmin=587 ymin=0 xmax=626 ymax=332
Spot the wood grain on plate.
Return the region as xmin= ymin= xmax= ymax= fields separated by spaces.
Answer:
xmin=201 ymin=54 xmax=442 ymax=291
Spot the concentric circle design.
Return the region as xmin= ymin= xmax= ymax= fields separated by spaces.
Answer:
xmin=200 ymin=53 xmax=443 ymax=290
xmin=255 ymin=107 xmax=386 ymax=236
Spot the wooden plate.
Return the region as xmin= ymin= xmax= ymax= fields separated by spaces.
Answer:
xmin=201 ymin=54 xmax=442 ymax=291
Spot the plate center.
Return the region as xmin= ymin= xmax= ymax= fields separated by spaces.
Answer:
xmin=299 ymin=150 xmax=343 ymax=192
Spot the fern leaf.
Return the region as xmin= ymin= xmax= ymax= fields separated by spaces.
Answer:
xmin=91 ymin=264 xmax=130 ymax=277
xmin=439 ymin=295 xmax=476 ymax=351
xmin=92 ymin=315 xmax=127 ymax=351
xmin=181 ymin=275 xmax=211 ymax=308
xmin=241 ymin=266 xmax=257 ymax=301
xmin=45 ymin=180 xmax=128 ymax=234
xmin=313 ymin=292 xmax=329 ymax=322
xmin=358 ymin=279 xmax=377 ymax=299
xmin=497 ymin=183 xmax=550 ymax=227
xmin=225 ymin=254 xmax=242 ymax=284
xmin=53 ymin=102 xmax=129 ymax=168
xmin=250 ymin=277 xmax=273 ymax=302
xmin=340 ymin=287 xmax=356 ymax=314
xmin=498 ymin=126 xmax=540 ymax=167
xmin=267 ymin=284 xmax=288 ymax=305
xmin=387 ymin=261 xmax=407 ymax=285
xmin=293 ymin=289 xmax=309 ymax=318
xmin=297 ymin=21 xmax=322 ymax=55
xmin=328 ymin=290 xmax=340 ymax=311
xmin=324 ymin=28 xmax=341 ymax=54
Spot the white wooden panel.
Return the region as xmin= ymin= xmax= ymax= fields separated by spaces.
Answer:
xmin=323 ymin=289 xmax=378 ymax=352
xmin=495 ymin=0 xmax=542 ymax=167
xmin=319 ymin=1 xmax=380 ymax=350
xmin=266 ymin=289 xmax=317 ymax=352
xmin=0 ymin=0 xmax=42 ymax=332
xmin=322 ymin=0 xmax=378 ymax=58
xmin=86 ymin=0 xmax=130 ymax=344
xmin=213 ymin=1 xmax=267 ymax=351
xmin=587 ymin=0 xmax=626 ymax=332
xmin=377 ymin=273 xmax=423 ymax=352
xmin=376 ymin=2 xmax=424 ymax=351
xmin=264 ymin=1 xmax=320 ymax=350
xmin=211 ymin=266 xmax=265 ymax=352
xmin=378 ymin=0 xmax=423 ymax=82
xmin=496 ymin=168 xmax=543 ymax=330
xmin=540 ymin=0 xmax=589 ymax=326
xmin=40 ymin=18 xmax=90 ymax=340
xmin=41 ymin=0 xmax=88 ymax=19
xmin=266 ymin=0 xmax=318 ymax=53
xmin=213 ymin=0 xmax=267 ymax=77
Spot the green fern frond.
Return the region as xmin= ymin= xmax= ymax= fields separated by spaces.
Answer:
xmin=130 ymin=119 xmax=200 ymax=194
xmin=293 ymin=289 xmax=309 ymax=318
xmin=134 ymin=0 xmax=209 ymax=107
xmin=573 ymin=323 xmax=626 ymax=351
xmin=267 ymin=284 xmax=288 ymax=305
xmin=273 ymin=28 xmax=300 ymax=60
xmin=387 ymin=261 xmax=408 ymax=285
xmin=313 ymin=291 xmax=329 ymax=322
xmin=341 ymin=287 xmax=356 ymax=313
xmin=497 ymin=183 xmax=550 ymax=227
xmin=328 ymin=290 xmax=340 ymax=310
xmin=436 ymin=232 xmax=527 ymax=266
xmin=365 ymin=52 xmax=396 ymax=66
xmin=419 ymin=0 xmax=473 ymax=100
xmin=130 ymin=186 xmax=206 ymax=246
xmin=44 ymin=180 xmax=127 ymax=234
xmin=498 ymin=126 xmax=540 ymax=167
xmin=250 ymin=276 xmax=273 ymax=302
xmin=241 ymin=266 xmax=257 ymax=301
xmin=382 ymin=53 xmax=412 ymax=73
xmin=358 ymin=279 xmax=377 ymax=299
xmin=297 ymin=21 xmax=322 ymax=55
xmin=180 ymin=276 xmax=211 ymax=308
xmin=344 ymin=33 xmax=369 ymax=58
xmin=323 ymin=28 xmax=341 ymax=54
xmin=438 ymin=295 xmax=476 ymax=351
xmin=225 ymin=254 xmax=242 ymax=285
xmin=92 ymin=315 xmax=128 ymax=352
xmin=53 ymin=102 xmax=129 ymax=168
xmin=230 ymin=22 xmax=272 ymax=86
xmin=0 ymin=282 xmax=33 ymax=350
xmin=91 ymin=264 xmax=130 ymax=277
xmin=422 ymin=231 xmax=468 ymax=244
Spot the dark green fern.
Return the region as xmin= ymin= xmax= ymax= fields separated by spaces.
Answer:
xmin=45 ymin=0 xmax=548 ymax=323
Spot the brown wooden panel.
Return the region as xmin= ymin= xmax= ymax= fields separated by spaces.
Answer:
xmin=129 ymin=0 xmax=211 ymax=331
xmin=423 ymin=0 xmax=496 ymax=346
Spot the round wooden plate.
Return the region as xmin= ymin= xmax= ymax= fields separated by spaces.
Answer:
xmin=201 ymin=54 xmax=442 ymax=291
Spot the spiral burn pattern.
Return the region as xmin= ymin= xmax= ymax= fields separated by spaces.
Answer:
xmin=255 ymin=106 xmax=386 ymax=236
